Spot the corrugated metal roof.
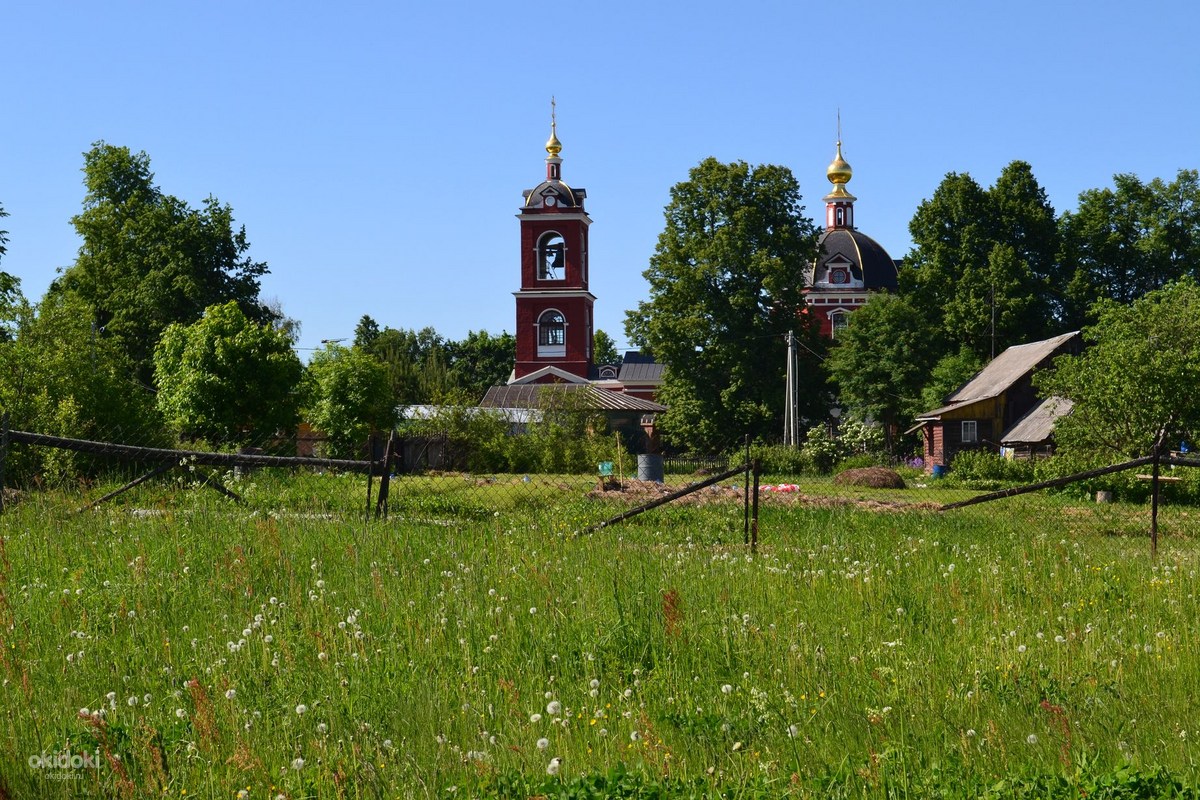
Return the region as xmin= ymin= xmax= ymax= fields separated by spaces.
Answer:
xmin=617 ymin=350 xmax=666 ymax=383
xmin=946 ymin=331 xmax=1079 ymax=404
xmin=1001 ymin=397 xmax=1074 ymax=445
xmin=480 ymin=384 xmax=666 ymax=413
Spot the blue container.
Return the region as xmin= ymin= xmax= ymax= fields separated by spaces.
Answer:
xmin=931 ymin=464 xmax=947 ymax=478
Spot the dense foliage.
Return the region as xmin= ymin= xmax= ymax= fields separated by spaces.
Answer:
xmin=1036 ymin=278 xmax=1200 ymax=461
xmin=52 ymin=143 xmax=277 ymax=383
xmin=154 ymin=301 xmax=304 ymax=445
xmin=303 ymin=343 xmax=397 ymax=459
xmin=625 ymin=158 xmax=825 ymax=451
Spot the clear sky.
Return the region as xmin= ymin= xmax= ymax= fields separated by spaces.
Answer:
xmin=2 ymin=1 xmax=1197 ymax=358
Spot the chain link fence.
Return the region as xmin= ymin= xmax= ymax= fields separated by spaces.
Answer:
xmin=3 ymin=412 xmax=1200 ymax=552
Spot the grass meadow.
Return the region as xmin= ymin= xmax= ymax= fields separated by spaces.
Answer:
xmin=1 ymin=472 xmax=1199 ymax=798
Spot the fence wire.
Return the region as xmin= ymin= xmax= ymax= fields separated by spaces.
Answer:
xmin=3 ymin=415 xmax=1200 ymax=554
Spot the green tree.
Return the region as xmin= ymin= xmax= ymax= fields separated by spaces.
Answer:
xmin=305 ymin=344 xmax=396 ymax=459
xmin=353 ymin=314 xmax=381 ymax=350
xmin=53 ymin=143 xmax=276 ymax=383
xmin=919 ymin=346 xmax=984 ymax=412
xmin=592 ymin=329 xmax=621 ymax=366
xmin=1058 ymin=169 xmax=1200 ymax=328
xmin=154 ymin=301 xmax=303 ymax=445
xmin=1036 ymin=278 xmax=1200 ymax=460
xmin=364 ymin=325 xmax=454 ymax=403
xmin=0 ymin=293 xmax=164 ymax=483
xmin=827 ymin=293 xmax=940 ymax=450
xmin=625 ymin=158 xmax=824 ymax=451
xmin=0 ymin=202 xmax=20 ymax=341
xmin=445 ymin=329 xmax=515 ymax=399
xmin=902 ymin=162 xmax=1058 ymax=359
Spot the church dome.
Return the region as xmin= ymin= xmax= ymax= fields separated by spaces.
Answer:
xmin=810 ymin=228 xmax=899 ymax=291
xmin=523 ymin=179 xmax=583 ymax=210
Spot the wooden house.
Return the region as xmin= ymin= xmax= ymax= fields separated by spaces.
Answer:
xmin=910 ymin=332 xmax=1080 ymax=473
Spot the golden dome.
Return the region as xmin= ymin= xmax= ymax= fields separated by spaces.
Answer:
xmin=545 ymin=96 xmax=562 ymax=159
xmin=826 ymin=140 xmax=852 ymax=186
xmin=545 ymin=124 xmax=562 ymax=159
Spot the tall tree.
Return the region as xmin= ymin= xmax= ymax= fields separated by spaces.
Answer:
xmin=827 ymin=293 xmax=940 ymax=450
xmin=625 ymin=158 xmax=823 ymax=450
xmin=53 ymin=142 xmax=276 ymax=383
xmin=154 ymin=301 xmax=303 ymax=445
xmin=902 ymin=162 xmax=1058 ymax=360
xmin=1058 ymin=169 xmax=1200 ymax=328
xmin=0 ymin=202 xmax=20 ymax=341
xmin=353 ymin=314 xmax=381 ymax=350
xmin=592 ymin=329 xmax=620 ymax=366
xmin=1036 ymin=278 xmax=1200 ymax=460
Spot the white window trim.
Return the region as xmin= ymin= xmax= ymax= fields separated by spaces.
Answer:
xmin=536 ymin=308 xmax=568 ymax=357
xmin=962 ymin=420 xmax=978 ymax=443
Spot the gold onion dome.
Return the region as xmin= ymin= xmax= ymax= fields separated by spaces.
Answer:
xmin=827 ymin=141 xmax=852 ymax=186
xmin=545 ymin=123 xmax=562 ymax=159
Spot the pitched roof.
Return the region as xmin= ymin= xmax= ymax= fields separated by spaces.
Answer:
xmin=944 ymin=331 xmax=1080 ymax=405
xmin=480 ymin=384 xmax=666 ymax=413
xmin=1001 ymin=397 xmax=1074 ymax=445
xmin=616 ymin=350 xmax=665 ymax=383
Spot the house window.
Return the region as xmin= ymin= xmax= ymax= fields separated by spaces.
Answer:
xmin=830 ymin=311 xmax=849 ymax=338
xmin=537 ymin=309 xmax=566 ymax=357
xmin=962 ymin=420 xmax=978 ymax=443
xmin=538 ymin=232 xmax=565 ymax=280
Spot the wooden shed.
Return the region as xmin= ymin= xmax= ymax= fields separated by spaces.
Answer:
xmin=910 ymin=332 xmax=1080 ymax=474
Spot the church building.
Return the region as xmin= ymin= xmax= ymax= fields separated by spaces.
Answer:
xmin=804 ymin=139 xmax=900 ymax=337
xmin=509 ymin=111 xmax=597 ymax=384
xmin=483 ymin=109 xmax=666 ymax=425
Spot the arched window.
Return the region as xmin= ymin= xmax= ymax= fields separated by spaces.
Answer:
xmin=537 ymin=309 xmax=566 ymax=356
xmin=830 ymin=310 xmax=850 ymax=338
xmin=836 ymin=207 xmax=844 ymax=226
xmin=537 ymin=232 xmax=565 ymax=280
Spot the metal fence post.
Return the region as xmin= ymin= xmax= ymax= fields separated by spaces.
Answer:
xmin=750 ymin=458 xmax=760 ymax=553
xmin=0 ymin=412 xmax=8 ymax=514
xmin=743 ymin=434 xmax=751 ymax=545
xmin=1151 ymin=443 xmax=1161 ymax=558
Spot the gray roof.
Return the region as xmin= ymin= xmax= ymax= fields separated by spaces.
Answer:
xmin=480 ymin=384 xmax=665 ymax=413
xmin=947 ymin=331 xmax=1079 ymax=403
xmin=617 ymin=350 xmax=665 ymax=383
xmin=916 ymin=331 xmax=1080 ymax=421
xmin=1001 ymin=397 xmax=1074 ymax=445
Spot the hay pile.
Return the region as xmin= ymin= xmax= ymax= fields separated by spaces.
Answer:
xmin=833 ymin=467 xmax=906 ymax=489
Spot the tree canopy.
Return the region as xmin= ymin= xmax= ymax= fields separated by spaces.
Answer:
xmin=625 ymin=157 xmax=824 ymax=450
xmin=304 ymin=343 xmax=396 ymax=458
xmin=1036 ymin=278 xmax=1200 ymax=461
xmin=154 ymin=301 xmax=303 ymax=444
xmin=1058 ymin=169 xmax=1200 ymax=328
xmin=901 ymin=162 xmax=1058 ymax=361
xmin=592 ymin=329 xmax=620 ymax=366
xmin=53 ymin=143 xmax=276 ymax=383
xmin=826 ymin=292 xmax=939 ymax=448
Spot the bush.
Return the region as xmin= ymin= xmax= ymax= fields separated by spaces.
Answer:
xmin=947 ymin=451 xmax=1036 ymax=485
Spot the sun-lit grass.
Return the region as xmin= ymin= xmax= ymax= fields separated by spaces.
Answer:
xmin=1 ymin=481 xmax=1198 ymax=798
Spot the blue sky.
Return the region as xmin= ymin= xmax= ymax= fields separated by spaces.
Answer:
xmin=2 ymin=1 xmax=1197 ymax=357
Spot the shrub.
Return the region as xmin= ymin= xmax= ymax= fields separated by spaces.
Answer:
xmin=948 ymin=450 xmax=1035 ymax=484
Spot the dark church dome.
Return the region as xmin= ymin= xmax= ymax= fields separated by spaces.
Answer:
xmin=811 ymin=228 xmax=899 ymax=291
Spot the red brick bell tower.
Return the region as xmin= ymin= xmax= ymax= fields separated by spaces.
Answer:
xmin=510 ymin=102 xmax=596 ymax=383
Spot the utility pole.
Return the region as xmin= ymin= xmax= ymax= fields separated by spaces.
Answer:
xmin=783 ymin=330 xmax=799 ymax=447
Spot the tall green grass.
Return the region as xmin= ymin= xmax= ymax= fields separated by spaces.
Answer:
xmin=0 ymin=490 xmax=1197 ymax=798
